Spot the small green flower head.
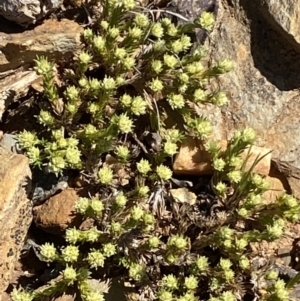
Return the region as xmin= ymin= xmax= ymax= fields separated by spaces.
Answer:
xmin=279 ymin=193 xmax=298 ymax=208
xmin=240 ymin=127 xmax=256 ymax=144
xmin=108 ymin=26 xmax=120 ymax=38
xmin=217 ymin=226 xmax=234 ymax=240
xmin=227 ymin=170 xmax=242 ymax=183
xmin=137 ymin=159 xmax=152 ymax=175
xmin=61 ymin=266 xmax=77 ymax=284
xmin=217 ymin=59 xmax=233 ymax=73
xmin=131 ymin=205 xmax=144 ymax=221
xmin=213 ymin=158 xmax=226 ymax=171
xmin=196 ymin=256 xmax=209 ymax=272
xmin=219 ymin=291 xmax=237 ymax=301
xmin=62 ymin=245 xmax=80 ymax=263
xmin=184 ymin=275 xmax=198 ymax=290
xmin=114 ymin=47 xmax=127 ymax=59
xmin=120 ymin=93 xmax=132 ymax=107
xmin=87 ymin=249 xmax=105 ymax=269
xmin=163 ymin=54 xmax=178 ymax=69
xmin=122 ymin=0 xmax=136 ymax=10
xmin=115 ymin=193 xmax=128 ymax=208
xmin=229 ymin=156 xmax=243 ymax=168
xmin=251 ymin=174 xmax=269 ymax=190
xmin=49 ymin=156 xmax=65 ymax=174
xmin=103 ymin=243 xmax=117 ymax=257
xmin=266 ymin=222 xmax=284 ymax=239
xmin=10 ymin=288 xmax=34 ymax=301
xmin=100 ymin=20 xmax=109 ymax=30
xmin=151 ymin=22 xmax=164 ymax=38
xmin=193 ymin=89 xmax=207 ymax=102
xmin=266 ymin=269 xmax=279 ymax=280
xmin=156 ymin=164 xmax=173 ymax=181
xmin=165 ymin=129 xmax=184 ymax=143
xmin=198 ymin=11 xmax=215 ymax=31
xmin=148 ymin=236 xmax=160 ymax=248
xmin=158 ymin=290 xmax=173 ymax=301
xmin=89 ymin=78 xmax=101 ymax=91
xmin=161 ymin=18 xmax=172 ymax=27
xmin=111 ymin=221 xmax=122 ymax=234
xmin=235 ymin=238 xmax=248 ymax=251
xmin=178 ymin=72 xmax=189 ymax=83
xmin=116 ymin=76 xmax=125 ymax=85
xmin=153 ymin=39 xmax=166 ymax=51
xmin=83 ymin=28 xmax=94 ymax=42
xmin=164 ymin=141 xmax=178 ymax=156
xmin=237 ymin=207 xmax=248 ymax=218
xmin=138 ymin=185 xmax=150 ymax=197
xmin=78 ymin=51 xmax=92 ymax=66
xmin=246 ymin=193 xmax=262 ymax=206
xmin=131 ymin=96 xmax=147 ymax=115
xmin=98 ymin=166 xmax=114 ymax=184
xmin=93 ymin=36 xmax=106 ymax=52
xmin=167 ymin=93 xmax=185 ymax=109
xmin=85 ymin=291 xmax=104 ymax=301
xmin=148 ymin=78 xmax=164 ymax=92
xmin=118 ymin=113 xmax=134 ymax=133
xmin=90 ymin=199 xmax=104 ymax=215
xmin=34 ymin=56 xmax=54 ymax=75
xmin=151 ymin=60 xmax=163 ymax=74
xmin=86 ymin=227 xmax=101 ymax=242
xmin=75 ymin=197 xmax=90 ymax=215
xmin=213 ymin=91 xmax=228 ymax=106
xmin=129 ymin=263 xmax=146 ymax=281
xmin=195 ymin=119 xmax=212 ymax=139
xmin=273 ymin=280 xmax=289 ymax=300
xmin=180 ymin=34 xmax=192 ymax=50
xmin=204 ymin=140 xmax=220 ymax=156
xmin=65 ymin=147 xmax=81 ymax=166
xmin=170 ymin=39 xmax=184 ymax=53
xmin=38 ymin=110 xmax=55 ymax=126
xmin=142 ymin=212 xmax=155 ymax=225
xmin=65 ymin=85 xmax=80 ymax=102
xmin=219 ymin=258 xmax=232 ymax=271
xmin=224 ymin=269 xmax=235 ymax=282
xmin=26 ymin=147 xmax=41 ymax=165
xmin=167 ymin=234 xmax=188 ymax=250
xmin=178 ymin=84 xmax=188 ymax=93
xmin=128 ymin=26 xmax=143 ymax=39
xmin=66 ymin=103 xmax=77 ymax=115
xmin=166 ymin=23 xmax=178 ymax=36
xmin=239 ymin=255 xmax=250 ymax=270
xmin=79 ymin=77 xmax=89 ymax=88
xmin=115 ymin=145 xmax=130 ymax=160
xmin=122 ymin=56 xmax=135 ymax=70
xmin=162 ymin=274 xmax=178 ymax=290
xmin=134 ymin=13 xmax=150 ymax=28
xmin=102 ymin=76 xmax=116 ymax=90
xmin=65 ymin=228 xmax=81 ymax=244
xmin=40 ymin=243 xmax=58 ymax=262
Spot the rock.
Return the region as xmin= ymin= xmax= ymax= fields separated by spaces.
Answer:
xmin=0 ymin=0 xmax=63 ymax=26
xmin=33 ymin=188 xmax=84 ymax=235
xmin=0 ymin=19 xmax=83 ymax=72
xmin=203 ymin=1 xmax=300 ymax=174
xmin=173 ymin=137 xmax=271 ymax=176
xmin=0 ymin=147 xmax=32 ymax=294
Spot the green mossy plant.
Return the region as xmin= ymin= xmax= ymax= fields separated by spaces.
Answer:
xmin=12 ymin=0 xmax=300 ymax=301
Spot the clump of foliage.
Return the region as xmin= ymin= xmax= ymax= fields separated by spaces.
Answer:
xmin=12 ymin=0 xmax=300 ymax=301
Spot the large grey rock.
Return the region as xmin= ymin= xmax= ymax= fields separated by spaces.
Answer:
xmin=206 ymin=0 xmax=300 ymax=173
xmin=0 ymin=147 xmax=32 ymax=295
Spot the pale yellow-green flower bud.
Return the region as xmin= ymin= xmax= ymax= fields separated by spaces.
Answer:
xmin=115 ymin=145 xmax=130 ymax=160
xmin=100 ymin=20 xmax=109 ymax=30
xmin=195 ymin=119 xmax=212 ymax=139
xmin=87 ymin=249 xmax=105 ymax=269
xmin=122 ymin=56 xmax=135 ymax=71
xmin=213 ymin=158 xmax=226 ymax=171
xmin=98 ymin=166 xmax=114 ymax=184
xmin=193 ymin=89 xmax=207 ymax=102
xmin=217 ymin=59 xmax=233 ymax=73
xmin=86 ymin=227 xmax=101 ymax=242
xmin=108 ymin=26 xmax=120 ymax=38
xmin=134 ymin=14 xmax=150 ymax=28
xmin=213 ymin=91 xmax=228 ymax=106
xmin=65 ymin=86 xmax=80 ymax=102
xmin=239 ymin=255 xmax=250 ymax=270
xmin=162 ymin=274 xmax=178 ymax=290
xmin=111 ymin=221 xmax=122 ymax=234
xmin=79 ymin=77 xmax=89 ymax=88
xmin=167 ymin=93 xmax=185 ymax=109
xmin=27 ymin=147 xmax=41 ymax=165
xmin=10 ymin=288 xmax=34 ymax=301
xmin=166 ymin=23 xmax=178 ymax=36
xmin=93 ymin=36 xmax=106 ymax=52
xmin=151 ymin=22 xmax=164 ymax=38
xmin=89 ymin=78 xmax=101 ymax=91
xmin=129 ymin=263 xmax=146 ymax=281
xmin=240 ymin=127 xmax=256 ymax=144
xmin=148 ymin=236 xmax=160 ymax=248
xmin=118 ymin=113 xmax=134 ymax=133
xmin=138 ymin=185 xmax=150 ymax=197
xmin=158 ymin=290 xmax=173 ymax=301
xmin=61 ymin=266 xmax=77 ymax=284
xmin=102 ymin=76 xmax=116 ymax=90
xmin=163 ymin=54 xmax=178 ymax=69
xmin=142 ymin=212 xmax=155 ymax=225
xmin=184 ymin=275 xmax=198 ymax=290
xmin=227 ymin=170 xmax=242 ymax=183
xmin=151 ymin=60 xmax=163 ymax=74
xmin=120 ymin=94 xmax=132 ymax=107
xmin=237 ymin=207 xmax=248 ymax=218
xmin=83 ymin=28 xmax=93 ymax=42
xmin=164 ymin=141 xmax=178 ymax=156
xmin=84 ymin=124 xmax=97 ymax=135
xmin=65 ymin=103 xmax=77 ymax=115
xmin=137 ymin=158 xmax=151 ymax=174
xmin=128 ymin=26 xmax=143 ymax=39
xmin=171 ymin=39 xmax=184 ymax=53
xmin=78 ymin=51 xmax=92 ymax=66
xmin=196 ymin=256 xmax=209 ymax=272
xmin=40 ymin=243 xmax=58 ymax=262
xmin=115 ymin=193 xmax=128 ymax=208
xmin=266 ymin=269 xmax=279 ymax=280
xmin=156 ymin=164 xmax=172 ymax=181
xmin=90 ymin=198 xmax=104 ymax=215
xmin=219 ymin=291 xmax=236 ymax=301
xmin=131 ymin=96 xmax=147 ymax=115
xmin=34 ymin=56 xmax=54 ymax=75
xmin=75 ymin=197 xmax=90 ymax=215
xmin=122 ymin=0 xmax=136 ymax=10
xmin=114 ymin=47 xmax=127 ymax=59
xmin=38 ymin=110 xmax=55 ymax=126
xmin=65 ymin=228 xmax=81 ymax=244
xmin=103 ymin=243 xmax=116 ymax=257
xmin=251 ymin=174 xmax=269 ymax=190
xmin=62 ymin=245 xmax=80 ymax=262
xmin=178 ymin=72 xmax=189 ymax=83
xmin=180 ymin=34 xmax=192 ymax=50
xmin=50 ymin=156 xmax=65 ymax=172
xmin=17 ymin=130 xmax=39 ymax=149
xmin=198 ymin=11 xmax=215 ymax=31
xmin=131 ymin=205 xmax=144 ymax=221
xmin=148 ymin=78 xmax=164 ymax=92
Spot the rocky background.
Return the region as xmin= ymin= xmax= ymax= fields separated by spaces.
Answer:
xmin=1 ymin=0 xmax=300 ymax=300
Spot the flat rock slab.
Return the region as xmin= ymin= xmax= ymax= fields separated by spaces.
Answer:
xmin=0 ymin=147 xmax=32 ymax=294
